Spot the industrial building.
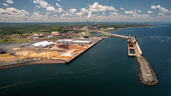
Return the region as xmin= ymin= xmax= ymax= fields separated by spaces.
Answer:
xmin=90 ymin=25 xmax=97 ymax=30
xmin=48 ymin=35 xmax=53 ymax=38
xmin=51 ymin=32 xmax=60 ymax=36
xmin=56 ymin=39 xmax=92 ymax=44
xmin=34 ymin=37 xmax=39 ymax=40
xmin=56 ymin=39 xmax=74 ymax=44
xmin=73 ymin=40 xmax=91 ymax=44
xmin=29 ymin=41 xmax=54 ymax=48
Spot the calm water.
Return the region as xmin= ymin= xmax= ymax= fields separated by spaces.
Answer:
xmin=0 ymin=24 xmax=171 ymax=96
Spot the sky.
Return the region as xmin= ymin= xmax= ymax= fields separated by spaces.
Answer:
xmin=0 ymin=0 xmax=171 ymax=22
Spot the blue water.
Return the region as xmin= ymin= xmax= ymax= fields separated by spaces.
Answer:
xmin=0 ymin=24 xmax=171 ymax=96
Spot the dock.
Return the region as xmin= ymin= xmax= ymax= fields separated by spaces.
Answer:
xmin=0 ymin=37 xmax=105 ymax=70
xmin=128 ymin=36 xmax=158 ymax=85
xmin=66 ymin=37 xmax=104 ymax=63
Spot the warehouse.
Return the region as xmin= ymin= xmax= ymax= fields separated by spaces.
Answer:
xmin=29 ymin=41 xmax=54 ymax=48
xmin=56 ymin=39 xmax=74 ymax=44
xmin=73 ymin=40 xmax=91 ymax=44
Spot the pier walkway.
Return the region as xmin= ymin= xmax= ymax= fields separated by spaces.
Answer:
xmin=97 ymin=31 xmax=129 ymax=39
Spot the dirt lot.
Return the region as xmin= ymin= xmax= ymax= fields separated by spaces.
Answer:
xmin=68 ymin=45 xmax=87 ymax=51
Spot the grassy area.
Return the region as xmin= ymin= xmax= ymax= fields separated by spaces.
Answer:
xmin=0 ymin=38 xmax=33 ymax=44
xmin=86 ymin=31 xmax=92 ymax=36
xmin=97 ymin=31 xmax=111 ymax=36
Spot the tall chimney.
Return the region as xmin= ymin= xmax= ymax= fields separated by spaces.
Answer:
xmin=87 ymin=19 xmax=89 ymax=31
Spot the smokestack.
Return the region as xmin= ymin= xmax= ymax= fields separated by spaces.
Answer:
xmin=87 ymin=19 xmax=89 ymax=31
xmin=87 ymin=11 xmax=92 ymax=31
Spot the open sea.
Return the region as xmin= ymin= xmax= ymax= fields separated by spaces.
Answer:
xmin=0 ymin=23 xmax=171 ymax=96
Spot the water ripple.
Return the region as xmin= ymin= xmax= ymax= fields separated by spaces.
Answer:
xmin=150 ymin=35 xmax=171 ymax=44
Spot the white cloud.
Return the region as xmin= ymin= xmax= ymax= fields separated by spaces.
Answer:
xmin=69 ymin=8 xmax=77 ymax=13
xmin=75 ymin=12 xmax=84 ymax=17
xmin=0 ymin=7 xmax=29 ymax=15
xmin=6 ymin=0 xmax=14 ymax=4
xmin=158 ymin=12 xmax=166 ymax=15
xmin=61 ymin=12 xmax=73 ymax=17
xmin=1 ymin=3 xmax=9 ymax=6
xmin=151 ymin=5 xmax=171 ymax=13
xmin=54 ymin=14 xmax=57 ymax=16
xmin=57 ymin=0 xmax=61 ymax=1
xmin=147 ymin=10 xmax=153 ymax=13
xmin=46 ymin=6 xmax=55 ymax=11
xmin=110 ymin=12 xmax=118 ymax=15
xmin=46 ymin=12 xmax=50 ymax=14
xmin=33 ymin=12 xmax=39 ymax=15
xmin=120 ymin=7 xmax=125 ymax=11
xmin=125 ymin=10 xmax=137 ymax=14
xmin=138 ymin=10 xmax=141 ymax=12
xmin=35 ymin=5 xmax=41 ymax=8
xmin=89 ymin=2 xmax=118 ymax=12
xmin=33 ymin=0 xmax=64 ymax=13
xmin=102 ymin=12 xmax=105 ymax=15
xmin=54 ymin=8 xmax=64 ymax=13
xmin=56 ymin=3 xmax=61 ymax=7
xmin=80 ymin=8 xmax=89 ymax=13
xmin=0 ymin=7 xmax=29 ymax=19
xmin=132 ymin=14 xmax=150 ymax=18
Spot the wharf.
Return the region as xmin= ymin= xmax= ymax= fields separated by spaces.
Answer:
xmin=66 ymin=37 xmax=104 ymax=63
xmin=0 ymin=37 xmax=104 ymax=70
xmin=128 ymin=37 xmax=158 ymax=85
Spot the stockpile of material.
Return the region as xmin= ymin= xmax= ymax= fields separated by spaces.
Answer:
xmin=29 ymin=52 xmax=59 ymax=59
xmin=12 ymin=48 xmax=20 ymax=50
xmin=56 ymin=56 xmax=72 ymax=59
xmin=50 ymin=46 xmax=62 ymax=51
xmin=15 ymin=51 xmax=37 ymax=57
xmin=0 ymin=54 xmax=14 ymax=59
xmin=73 ymin=49 xmax=81 ymax=52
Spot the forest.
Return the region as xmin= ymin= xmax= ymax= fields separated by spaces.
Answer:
xmin=0 ymin=22 xmax=154 ymax=35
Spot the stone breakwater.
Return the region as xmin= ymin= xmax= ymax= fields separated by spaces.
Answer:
xmin=136 ymin=56 xmax=158 ymax=85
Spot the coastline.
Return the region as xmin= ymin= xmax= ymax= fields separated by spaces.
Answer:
xmin=105 ymin=25 xmax=162 ymax=32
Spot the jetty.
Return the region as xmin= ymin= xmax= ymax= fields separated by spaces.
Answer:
xmin=127 ymin=36 xmax=158 ymax=85
xmin=97 ymin=31 xmax=158 ymax=85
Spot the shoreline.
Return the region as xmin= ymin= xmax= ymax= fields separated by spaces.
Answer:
xmin=105 ymin=25 xmax=162 ymax=32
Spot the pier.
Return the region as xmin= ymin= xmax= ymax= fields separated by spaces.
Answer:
xmin=97 ymin=31 xmax=158 ymax=85
xmin=128 ymin=36 xmax=158 ymax=85
xmin=97 ymin=31 xmax=129 ymax=39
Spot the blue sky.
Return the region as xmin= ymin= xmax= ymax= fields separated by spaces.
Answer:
xmin=0 ymin=0 xmax=171 ymax=22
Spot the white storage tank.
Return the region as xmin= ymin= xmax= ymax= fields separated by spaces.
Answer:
xmin=34 ymin=37 xmax=39 ymax=40
xmin=48 ymin=35 xmax=53 ymax=38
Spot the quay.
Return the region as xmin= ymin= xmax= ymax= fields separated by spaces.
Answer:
xmin=128 ymin=36 xmax=158 ymax=85
xmin=0 ymin=37 xmax=105 ymax=70
xmin=66 ymin=37 xmax=104 ymax=63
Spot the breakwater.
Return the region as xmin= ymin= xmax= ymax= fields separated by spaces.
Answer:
xmin=98 ymin=31 xmax=158 ymax=85
xmin=128 ymin=37 xmax=158 ymax=85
